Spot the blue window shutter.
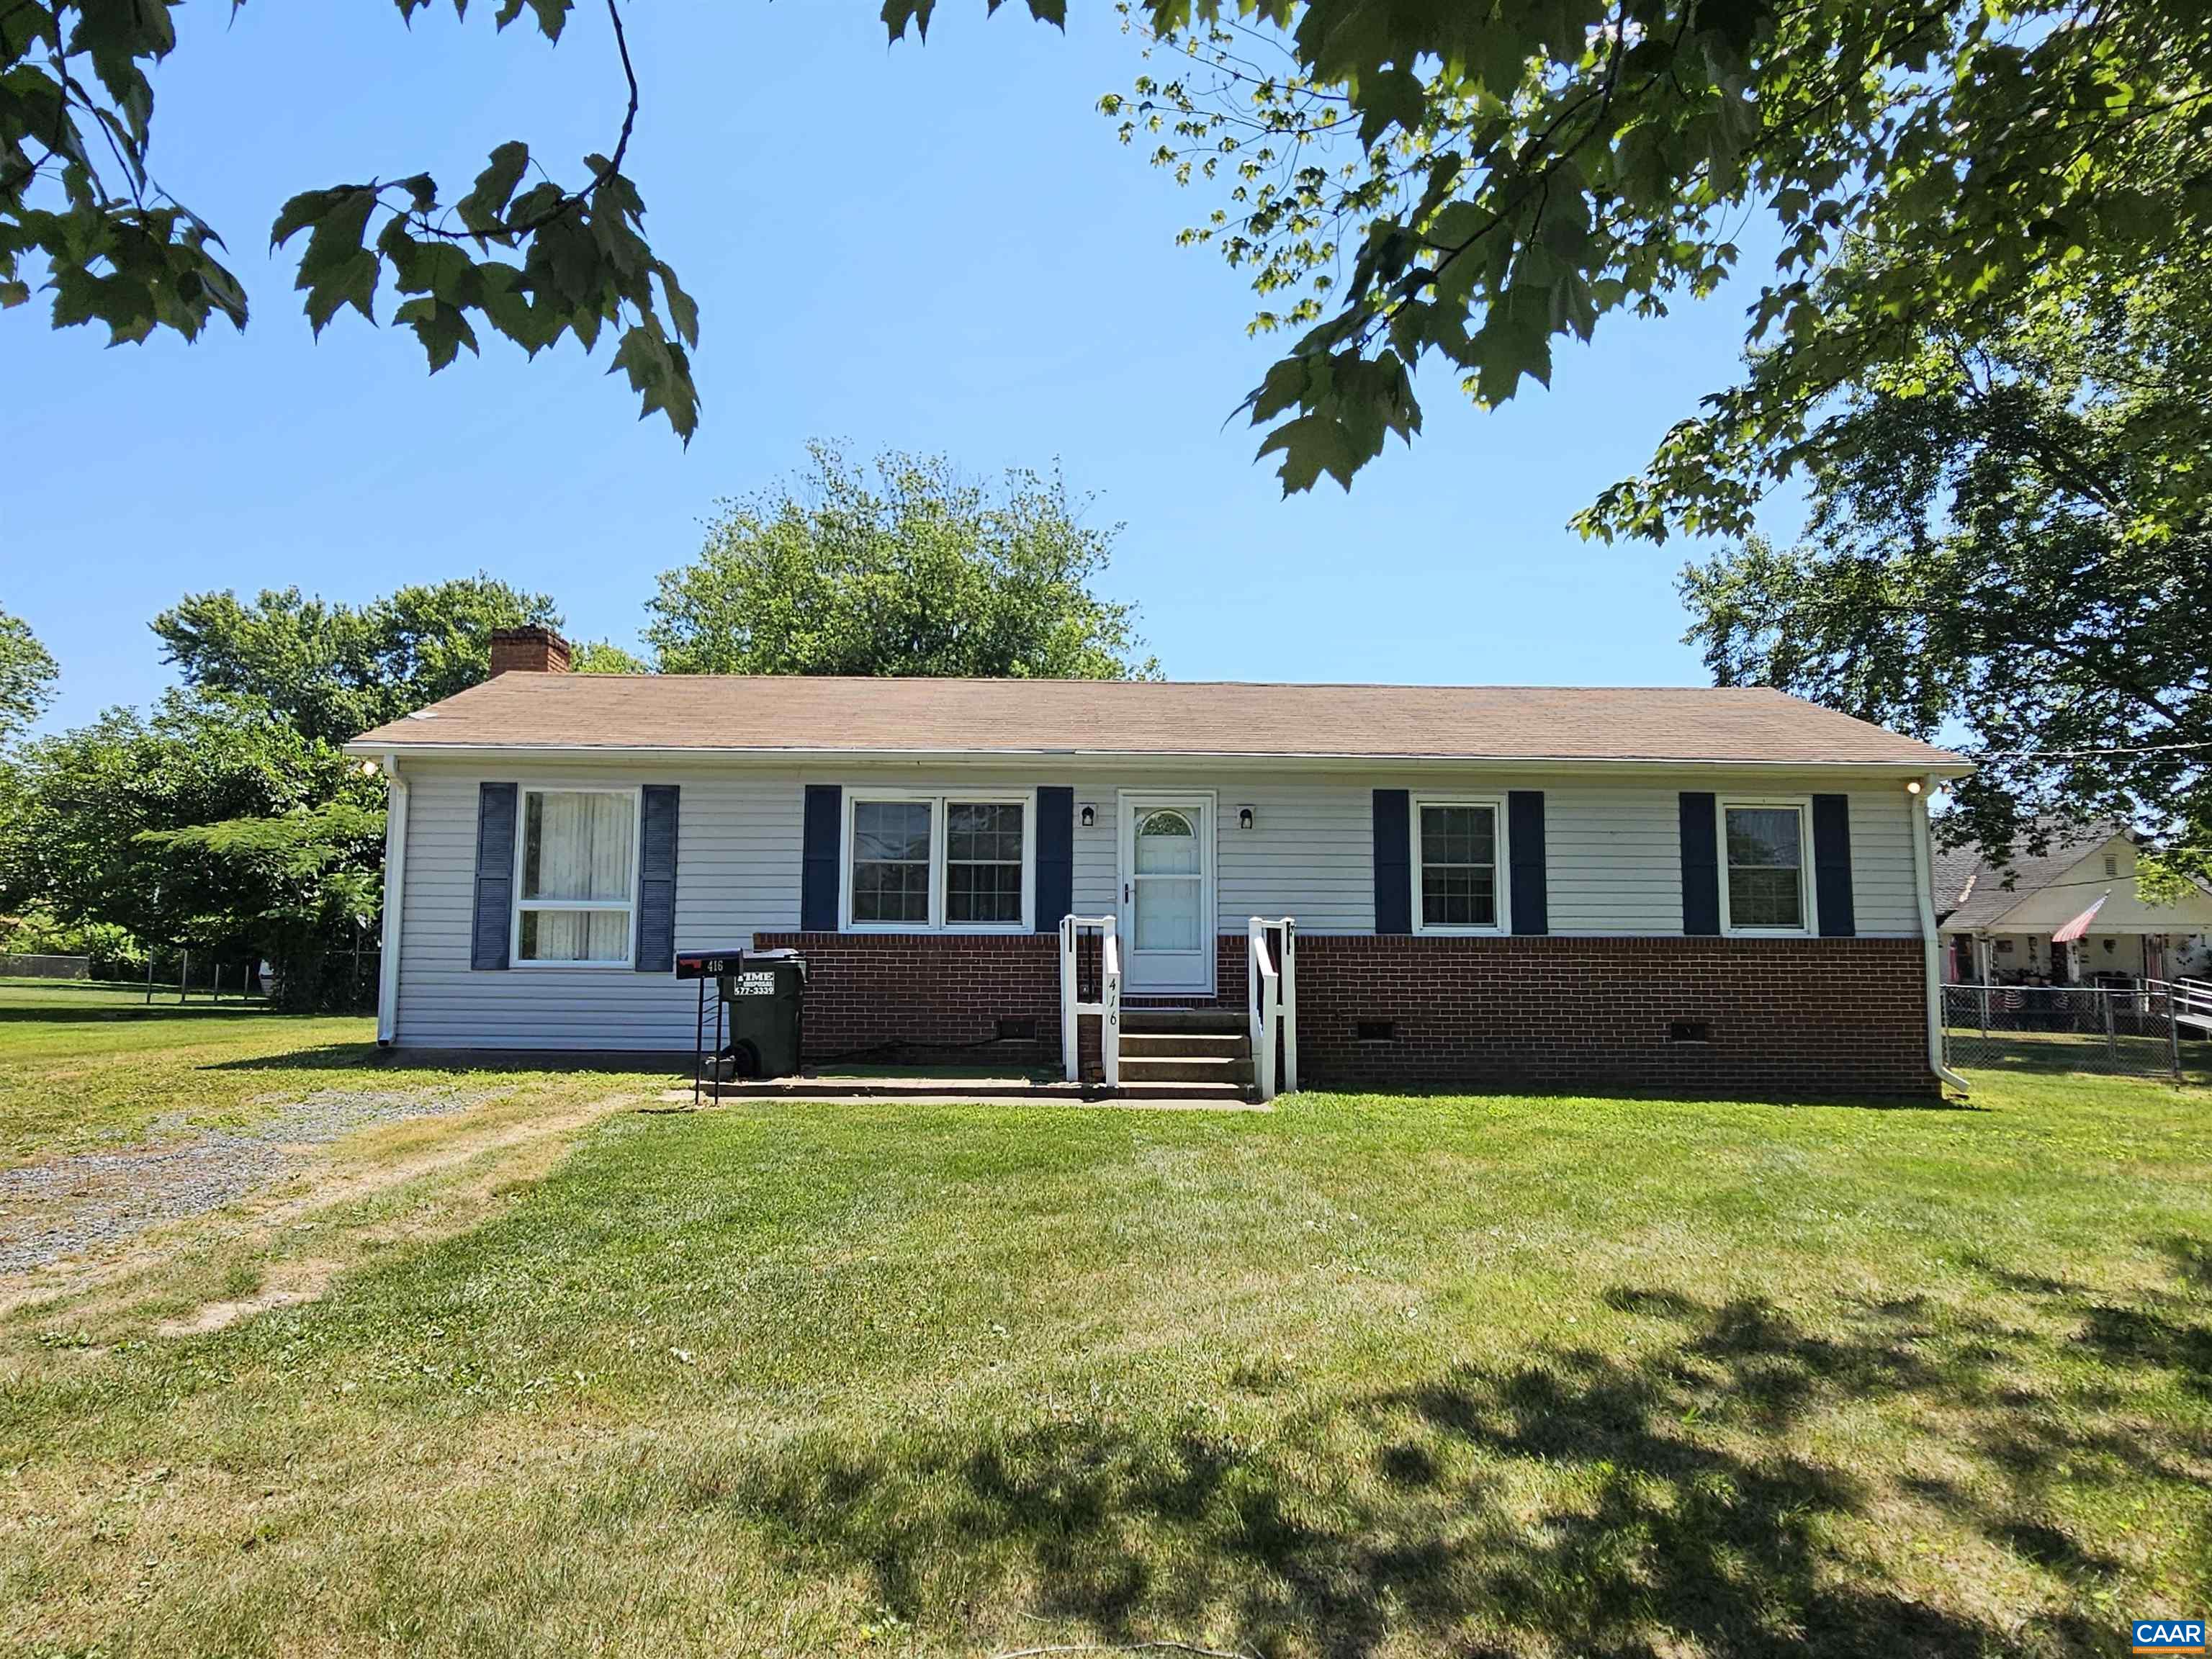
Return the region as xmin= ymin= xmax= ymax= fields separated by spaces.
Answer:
xmin=635 ymin=786 xmax=680 ymax=971
xmin=1812 ymin=793 xmax=1856 ymax=938
xmin=1680 ymin=791 xmax=1720 ymax=936
xmin=1373 ymin=789 xmax=1411 ymax=935
xmin=471 ymin=782 xmax=518 ymax=970
xmin=1035 ymin=786 xmax=1074 ymax=932
xmin=1509 ymin=790 xmax=1548 ymax=935
xmin=801 ymin=785 xmax=842 ymax=932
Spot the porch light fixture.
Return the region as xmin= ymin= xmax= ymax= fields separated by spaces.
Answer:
xmin=1905 ymin=780 xmax=1922 ymax=794
xmin=359 ymin=759 xmax=379 ymax=776
xmin=1079 ymin=804 xmax=1094 ymax=828
xmin=1238 ymin=806 xmax=1255 ymax=830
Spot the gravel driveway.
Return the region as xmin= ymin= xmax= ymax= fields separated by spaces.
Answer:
xmin=0 ymin=1086 xmax=508 ymax=1274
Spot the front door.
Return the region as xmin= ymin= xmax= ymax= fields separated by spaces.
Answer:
xmin=1118 ymin=794 xmax=1215 ymax=995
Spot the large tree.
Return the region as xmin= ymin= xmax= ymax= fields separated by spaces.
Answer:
xmin=1678 ymin=253 xmax=2211 ymax=881
xmin=0 ymin=691 xmax=385 ymax=1002
xmin=0 ymin=607 xmax=58 ymax=745
xmin=154 ymin=576 xmax=597 ymax=745
xmin=0 ymin=578 xmax=637 ymax=994
xmin=647 ymin=443 xmax=1157 ymax=680
xmin=19 ymin=1 xmax=2212 ymax=495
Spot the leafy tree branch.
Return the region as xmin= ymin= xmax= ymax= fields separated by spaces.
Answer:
xmin=2 ymin=0 xmax=698 ymax=437
xmin=1676 ymin=254 xmax=2211 ymax=883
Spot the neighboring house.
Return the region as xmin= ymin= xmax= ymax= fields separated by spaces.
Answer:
xmin=345 ymin=626 xmax=1971 ymax=1096
xmin=1933 ymin=824 xmax=2212 ymax=986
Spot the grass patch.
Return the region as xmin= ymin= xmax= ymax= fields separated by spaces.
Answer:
xmin=0 ymin=987 xmax=373 ymax=1165
xmin=1 ymin=1002 xmax=2209 ymax=1655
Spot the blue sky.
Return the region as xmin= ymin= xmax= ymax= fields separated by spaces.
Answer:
xmin=5 ymin=2 xmax=1798 ymax=736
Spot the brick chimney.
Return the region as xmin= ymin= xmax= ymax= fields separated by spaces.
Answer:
xmin=488 ymin=625 xmax=572 ymax=676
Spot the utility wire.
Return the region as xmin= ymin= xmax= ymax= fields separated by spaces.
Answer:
xmin=1975 ymin=739 xmax=2212 ymax=759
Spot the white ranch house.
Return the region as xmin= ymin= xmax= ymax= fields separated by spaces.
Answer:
xmin=345 ymin=627 xmax=1974 ymax=1097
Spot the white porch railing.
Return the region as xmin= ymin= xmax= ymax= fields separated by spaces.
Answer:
xmin=1247 ymin=916 xmax=1298 ymax=1101
xmin=2164 ymin=977 xmax=2212 ymax=1032
xmin=1058 ymin=914 xmax=1121 ymax=1086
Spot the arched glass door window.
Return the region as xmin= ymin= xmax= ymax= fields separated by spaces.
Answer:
xmin=1133 ymin=809 xmax=1201 ymax=950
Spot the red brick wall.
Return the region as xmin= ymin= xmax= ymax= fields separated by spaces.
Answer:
xmin=1283 ymin=935 xmax=1933 ymax=1096
xmin=757 ymin=931 xmax=1937 ymax=1097
xmin=753 ymin=932 xmax=1061 ymax=1066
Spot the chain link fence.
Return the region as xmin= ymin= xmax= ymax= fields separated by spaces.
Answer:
xmin=1943 ymin=982 xmax=2211 ymax=1082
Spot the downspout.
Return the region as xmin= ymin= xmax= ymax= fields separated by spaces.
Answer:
xmin=376 ymin=753 xmax=408 ymax=1047
xmin=1909 ymin=775 xmax=1972 ymax=1094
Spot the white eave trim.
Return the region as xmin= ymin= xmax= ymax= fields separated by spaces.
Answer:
xmin=340 ymin=739 xmax=1972 ymax=777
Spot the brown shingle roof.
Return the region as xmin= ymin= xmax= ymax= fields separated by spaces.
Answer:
xmin=347 ymin=675 xmax=1967 ymax=769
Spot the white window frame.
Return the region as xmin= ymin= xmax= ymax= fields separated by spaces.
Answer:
xmin=1717 ymin=796 xmax=1817 ymax=939
xmin=1411 ymin=795 xmax=1511 ymax=936
xmin=840 ymin=787 xmax=1036 ymax=934
xmin=511 ymin=784 xmax=642 ymax=969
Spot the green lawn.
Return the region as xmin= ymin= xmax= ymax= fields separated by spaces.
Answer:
xmin=0 ymin=983 xmax=374 ymax=1166
xmin=2 ymin=998 xmax=2209 ymax=1657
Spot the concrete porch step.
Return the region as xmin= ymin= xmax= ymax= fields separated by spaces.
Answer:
xmin=1118 ymin=1030 xmax=1249 ymax=1058
xmin=1107 ymin=1079 xmax=1254 ymax=1102
xmin=1120 ymin=1007 xmax=1246 ymax=1035
xmin=1118 ymin=1053 xmax=1256 ymax=1085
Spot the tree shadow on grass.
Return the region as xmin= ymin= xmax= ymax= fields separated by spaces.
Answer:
xmin=197 ymin=1045 xmax=688 ymax=1075
xmin=1318 ymin=1083 xmax=1984 ymax=1113
xmin=0 ymin=1002 xmax=286 ymax=1024
xmin=706 ymin=1253 xmax=2212 ymax=1658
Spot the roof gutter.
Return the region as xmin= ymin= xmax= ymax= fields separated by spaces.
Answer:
xmin=338 ymin=739 xmax=1973 ymax=776
xmin=1910 ymin=775 xmax=1972 ymax=1094
xmin=374 ymin=753 xmax=407 ymax=1047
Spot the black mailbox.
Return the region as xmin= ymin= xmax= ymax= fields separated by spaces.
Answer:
xmin=675 ymin=948 xmax=748 ymax=981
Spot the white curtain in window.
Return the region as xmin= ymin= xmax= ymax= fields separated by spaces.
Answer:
xmin=526 ymin=792 xmax=634 ymax=901
xmin=519 ymin=791 xmax=634 ymax=961
xmin=522 ymin=910 xmax=631 ymax=961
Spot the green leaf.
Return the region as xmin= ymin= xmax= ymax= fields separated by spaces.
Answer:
xmin=524 ymin=0 xmax=572 ymax=39
xmin=1354 ymin=66 xmax=1424 ymax=148
xmin=654 ymin=260 xmax=698 ymax=348
xmin=609 ymin=322 xmax=698 ymax=442
xmin=881 ymin=0 xmax=935 ymax=41
xmin=1256 ymin=413 xmax=1357 ymax=494
xmin=456 ymin=141 xmax=531 ymax=238
xmin=394 ymin=295 xmax=481 ymax=372
xmin=292 ymin=186 xmax=381 ymax=333
xmin=269 ymin=187 xmax=358 ymax=251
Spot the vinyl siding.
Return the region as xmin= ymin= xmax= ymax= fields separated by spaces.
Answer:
xmin=385 ymin=757 xmax=1929 ymax=1049
xmin=394 ymin=763 xmax=802 ymax=1050
xmin=1844 ymin=787 xmax=1923 ymax=938
xmin=1543 ymin=786 xmax=1684 ymax=935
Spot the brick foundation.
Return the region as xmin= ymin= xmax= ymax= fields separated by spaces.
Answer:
xmin=753 ymin=932 xmax=1062 ymax=1066
xmin=1285 ymin=934 xmax=1933 ymax=1096
xmin=756 ymin=932 xmax=1938 ymax=1097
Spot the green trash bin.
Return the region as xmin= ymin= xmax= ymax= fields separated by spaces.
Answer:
xmin=717 ymin=950 xmax=806 ymax=1079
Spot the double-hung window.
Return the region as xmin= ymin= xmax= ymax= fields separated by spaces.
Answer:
xmin=515 ymin=787 xmax=639 ymax=964
xmin=1412 ymin=798 xmax=1508 ymax=933
xmin=1719 ymin=799 xmax=1812 ymax=935
xmin=850 ymin=800 xmax=933 ymax=925
xmin=945 ymin=802 xmax=1025 ymax=924
xmin=845 ymin=791 xmax=1031 ymax=930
